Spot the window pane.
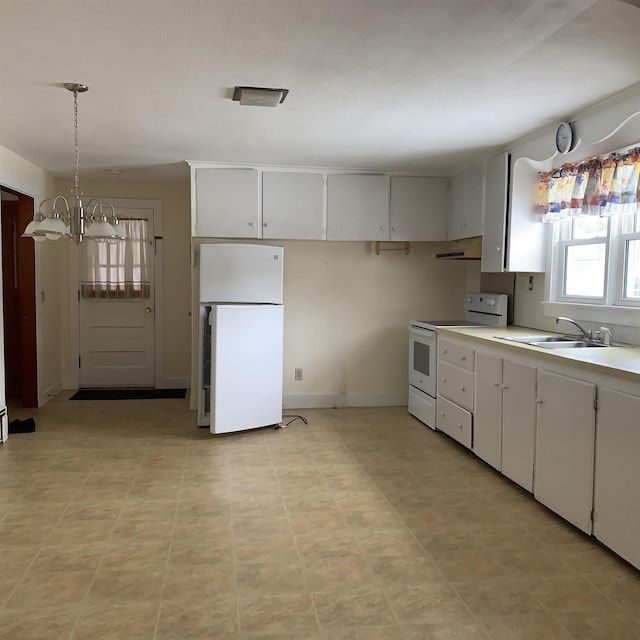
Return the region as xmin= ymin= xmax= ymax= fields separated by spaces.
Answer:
xmin=624 ymin=239 xmax=640 ymax=299
xmin=572 ymin=216 xmax=608 ymax=239
xmin=564 ymin=244 xmax=606 ymax=297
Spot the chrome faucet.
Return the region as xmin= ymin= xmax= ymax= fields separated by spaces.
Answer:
xmin=555 ymin=316 xmax=592 ymax=340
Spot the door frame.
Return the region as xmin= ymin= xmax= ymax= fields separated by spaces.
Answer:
xmin=68 ymin=198 xmax=164 ymax=389
xmin=0 ymin=187 xmax=38 ymax=408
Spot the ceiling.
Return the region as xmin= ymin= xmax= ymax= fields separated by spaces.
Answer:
xmin=2 ymin=0 xmax=640 ymax=182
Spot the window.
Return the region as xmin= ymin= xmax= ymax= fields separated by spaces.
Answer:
xmin=81 ymin=219 xmax=151 ymax=299
xmin=552 ymin=212 xmax=640 ymax=308
xmin=543 ymin=147 xmax=640 ymax=309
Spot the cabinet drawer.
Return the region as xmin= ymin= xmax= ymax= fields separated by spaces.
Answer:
xmin=436 ymin=395 xmax=472 ymax=449
xmin=438 ymin=339 xmax=474 ymax=370
xmin=438 ymin=361 xmax=474 ymax=410
xmin=408 ymin=386 xmax=436 ymax=430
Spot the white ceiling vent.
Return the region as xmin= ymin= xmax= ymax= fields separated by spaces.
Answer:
xmin=232 ymin=86 xmax=289 ymax=107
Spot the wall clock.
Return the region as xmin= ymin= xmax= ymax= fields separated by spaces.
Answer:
xmin=555 ymin=122 xmax=573 ymax=154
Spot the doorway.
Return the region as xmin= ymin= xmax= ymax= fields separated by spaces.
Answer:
xmin=78 ymin=199 xmax=161 ymax=388
xmin=1 ymin=187 xmax=38 ymax=408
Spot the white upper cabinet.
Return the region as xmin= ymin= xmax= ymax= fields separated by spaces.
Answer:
xmin=195 ymin=168 xmax=260 ymax=238
xmin=481 ymin=152 xmax=509 ymax=272
xmin=389 ymin=176 xmax=448 ymax=241
xmin=448 ymin=162 xmax=484 ymax=240
xmin=262 ymin=172 xmax=324 ymax=240
xmin=327 ymin=174 xmax=389 ymax=241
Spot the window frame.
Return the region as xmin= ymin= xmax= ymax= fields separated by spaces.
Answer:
xmin=554 ymin=217 xmax=611 ymax=306
xmin=614 ymin=225 xmax=640 ymax=308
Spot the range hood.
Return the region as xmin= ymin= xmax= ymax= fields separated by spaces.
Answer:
xmin=435 ymin=236 xmax=482 ymax=261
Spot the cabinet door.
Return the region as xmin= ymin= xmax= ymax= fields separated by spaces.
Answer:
xmin=389 ymin=176 xmax=447 ymax=241
xmin=195 ymin=168 xmax=260 ymax=238
xmin=474 ymin=352 xmax=503 ymax=470
xmin=535 ymin=370 xmax=596 ymax=534
xmin=481 ymin=152 xmax=509 ymax=272
xmin=262 ymin=172 xmax=324 ymax=240
xmin=448 ymin=172 xmax=465 ymax=240
xmin=501 ymin=360 xmax=536 ymax=492
xmin=593 ymin=387 xmax=640 ymax=570
xmin=327 ymin=174 xmax=389 ymax=240
xmin=448 ymin=164 xmax=484 ymax=240
xmin=463 ymin=162 xmax=484 ymax=238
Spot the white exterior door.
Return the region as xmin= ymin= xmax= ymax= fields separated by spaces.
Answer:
xmin=79 ymin=204 xmax=156 ymax=388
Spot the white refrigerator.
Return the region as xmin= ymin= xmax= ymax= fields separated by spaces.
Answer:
xmin=198 ymin=244 xmax=284 ymax=434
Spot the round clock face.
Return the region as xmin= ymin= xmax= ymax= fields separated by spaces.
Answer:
xmin=556 ymin=122 xmax=573 ymax=154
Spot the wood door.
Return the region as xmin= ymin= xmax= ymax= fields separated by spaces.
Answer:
xmin=79 ymin=207 xmax=155 ymax=388
xmin=535 ymin=370 xmax=596 ymax=534
xmin=1 ymin=188 xmax=37 ymax=408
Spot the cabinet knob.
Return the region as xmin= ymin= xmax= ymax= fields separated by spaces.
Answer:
xmin=492 ymin=382 xmax=500 ymax=387
xmin=440 ymin=412 xmax=445 ymax=417
xmin=458 ymin=423 xmax=463 ymax=429
xmin=496 ymin=246 xmax=501 ymax=252
xmin=379 ymin=225 xmax=386 ymax=231
xmin=536 ymin=399 xmax=543 ymax=405
xmin=248 ymin=222 xmax=255 ymax=227
xmin=502 ymin=385 xmax=509 ymax=390
xmin=461 ymin=355 xmax=466 ymax=361
xmin=441 ymin=378 xmax=447 ymax=383
xmin=443 ymin=349 xmax=448 ymax=354
xmin=263 ymin=223 xmax=270 ymax=227
xmin=391 ymin=226 xmax=398 ymax=232
xmin=460 ymin=386 xmax=465 ymax=392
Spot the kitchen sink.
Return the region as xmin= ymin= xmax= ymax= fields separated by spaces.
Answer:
xmin=497 ymin=335 xmax=611 ymax=349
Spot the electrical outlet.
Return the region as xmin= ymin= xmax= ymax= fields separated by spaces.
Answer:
xmin=294 ymin=368 xmax=303 ymax=381
xmin=528 ymin=275 xmax=534 ymax=291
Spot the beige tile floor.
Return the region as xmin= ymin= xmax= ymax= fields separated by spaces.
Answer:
xmin=1 ymin=394 xmax=639 ymax=639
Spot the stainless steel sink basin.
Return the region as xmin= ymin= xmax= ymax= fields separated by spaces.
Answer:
xmin=497 ymin=335 xmax=610 ymax=348
xmin=529 ymin=340 xmax=607 ymax=349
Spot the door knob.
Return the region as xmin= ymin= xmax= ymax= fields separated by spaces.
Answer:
xmin=145 ymin=306 xmax=152 ymax=313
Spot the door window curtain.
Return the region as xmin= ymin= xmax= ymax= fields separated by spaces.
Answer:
xmin=536 ymin=148 xmax=640 ymax=222
xmin=81 ymin=219 xmax=151 ymax=299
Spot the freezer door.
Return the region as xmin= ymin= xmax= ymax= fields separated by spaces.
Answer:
xmin=200 ymin=243 xmax=283 ymax=303
xmin=210 ymin=304 xmax=284 ymax=434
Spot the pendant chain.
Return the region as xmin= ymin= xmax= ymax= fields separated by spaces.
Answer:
xmin=73 ymin=90 xmax=80 ymax=197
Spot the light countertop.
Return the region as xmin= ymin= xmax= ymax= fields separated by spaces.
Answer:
xmin=436 ymin=325 xmax=640 ymax=382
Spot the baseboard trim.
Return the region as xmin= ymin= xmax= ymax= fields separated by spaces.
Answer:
xmin=39 ymin=382 xmax=62 ymax=407
xmin=283 ymin=392 xmax=407 ymax=410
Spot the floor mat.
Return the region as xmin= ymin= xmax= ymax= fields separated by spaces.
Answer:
xmin=70 ymin=389 xmax=187 ymax=401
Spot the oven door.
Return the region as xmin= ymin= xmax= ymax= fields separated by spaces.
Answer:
xmin=409 ymin=325 xmax=436 ymax=397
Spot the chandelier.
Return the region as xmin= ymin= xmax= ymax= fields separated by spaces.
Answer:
xmin=22 ymin=83 xmax=126 ymax=244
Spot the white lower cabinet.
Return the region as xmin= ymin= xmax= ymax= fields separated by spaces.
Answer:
xmin=593 ymin=387 xmax=640 ymax=570
xmin=474 ymin=353 xmax=536 ymax=489
xmin=436 ymin=395 xmax=472 ymax=449
xmin=474 ymin=352 xmax=503 ymax=470
xmin=535 ymin=370 xmax=596 ymax=534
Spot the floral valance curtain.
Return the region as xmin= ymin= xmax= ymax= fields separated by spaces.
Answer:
xmin=81 ymin=218 xmax=151 ymax=299
xmin=536 ymin=148 xmax=640 ymax=223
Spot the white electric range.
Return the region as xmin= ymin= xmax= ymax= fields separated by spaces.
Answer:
xmin=408 ymin=292 xmax=509 ymax=429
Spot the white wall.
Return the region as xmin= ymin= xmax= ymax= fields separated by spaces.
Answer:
xmin=0 ymin=144 xmax=61 ymax=405
xmin=193 ymin=239 xmax=469 ymax=408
